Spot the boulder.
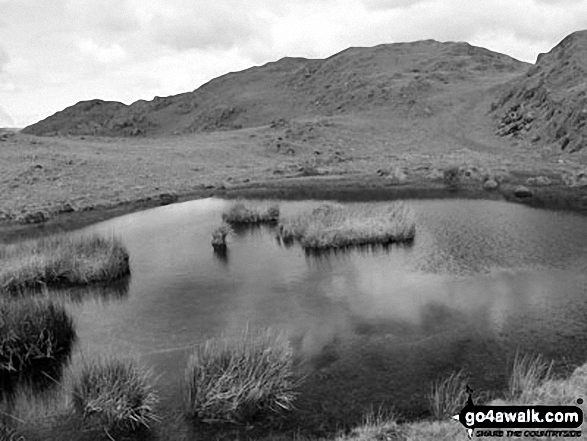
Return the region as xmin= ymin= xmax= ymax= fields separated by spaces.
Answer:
xmin=58 ymin=202 xmax=75 ymax=213
xmin=159 ymin=192 xmax=178 ymax=206
xmin=20 ymin=211 xmax=48 ymax=224
xmin=514 ymin=185 xmax=533 ymax=198
xmin=483 ymin=179 xmax=498 ymax=190
xmin=526 ymin=176 xmax=551 ymax=186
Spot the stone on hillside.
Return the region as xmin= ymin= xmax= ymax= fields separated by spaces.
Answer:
xmin=526 ymin=176 xmax=551 ymax=186
xmin=20 ymin=211 xmax=48 ymax=224
xmin=483 ymin=179 xmax=498 ymax=190
xmin=514 ymin=185 xmax=533 ymax=198
xmin=58 ymin=202 xmax=75 ymax=213
xmin=159 ymin=192 xmax=178 ymax=205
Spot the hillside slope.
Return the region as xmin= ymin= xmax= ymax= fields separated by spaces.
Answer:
xmin=22 ymin=39 xmax=527 ymax=137
xmin=492 ymin=30 xmax=587 ymax=153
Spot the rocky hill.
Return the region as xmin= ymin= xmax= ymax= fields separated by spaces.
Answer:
xmin=492 ymin=30 xmax=587 ymax=153
xmin=22 ymin=39 xmax=527 ymax=137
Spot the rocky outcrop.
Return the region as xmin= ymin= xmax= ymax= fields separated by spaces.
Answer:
xmin=514 ymin=185 xmax=533 ymax=198
xmin=492 ymin=30 xmax=587 ymax=153
xmin=21 ymin=99 xmax=152 ymax=137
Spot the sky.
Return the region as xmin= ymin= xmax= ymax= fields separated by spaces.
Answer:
xmin=1 ymin=0 xmax=587 ymax=128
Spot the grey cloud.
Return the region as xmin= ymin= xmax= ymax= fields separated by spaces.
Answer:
xmin=66 ymin=0 xmax=141 ymax=33
xmin=0 ymin=105 xmax=15 ymax=127
xmin=94 ymin=11 xmax=141 ymax=33
xmin=363 ymin=0 xmax=432 ymax=10
xmin=0 ymin=46 xmax=8 ymax=70
xmin=534 ymin=0 xmax=584 ymax=3
xmin=151 ymin=9 xmax=263 ymax=51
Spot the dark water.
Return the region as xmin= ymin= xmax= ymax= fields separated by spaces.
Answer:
xmin=65 ymin=198 xmax=587 ymax=430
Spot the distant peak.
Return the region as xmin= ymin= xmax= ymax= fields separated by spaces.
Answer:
xmin=547 ymin=29 xmax=587 ymax=53
xmin=535 ymin=28 xmax=587 ymax=66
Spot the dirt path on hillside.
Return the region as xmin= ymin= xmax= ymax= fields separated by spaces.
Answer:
xmin=437 ymin=81 xmax=510 ymax=154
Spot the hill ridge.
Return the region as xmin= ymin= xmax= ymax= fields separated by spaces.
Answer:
xmin=22 ymin=33 xmax=587 ymax=154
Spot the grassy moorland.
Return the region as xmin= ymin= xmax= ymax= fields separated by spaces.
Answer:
xmin=0 ymin=234 xmax=130 ymax=293
xmin=1 ymin=98 xmax=587 ymax=239
xmin=2 ymin=32 xmax=587 ymax=233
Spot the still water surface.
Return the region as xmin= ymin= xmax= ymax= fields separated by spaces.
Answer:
xmin=67 ymin=198 xmax=587 ymax=425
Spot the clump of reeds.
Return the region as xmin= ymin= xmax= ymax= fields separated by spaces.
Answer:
xmin=428 ymin=370 xmax=469 ymax=420
xmin=0 ymin=298 xmax=76 ymax=399
xmin=507 ymin=351 xmax=553 ymax=403
xmin=278 ymin=202 xmax=416 ymax=250
xmin=339 ymin=407 xmax=403 ymax=441
xmin=0 ymin=234 xmax=130 ymax=293
xmin=184 ymin=328 xmax=299 ymax=424
xmin=211 ymin=222 xmax=233 ymax=250
xmin=221 ymin=200 xmax=280 ymax=225
xmin=70 ymin=355 xmax=159 ymax=432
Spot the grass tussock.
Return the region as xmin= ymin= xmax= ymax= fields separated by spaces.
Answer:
xmin=211 ymin=222 xmax=234 ymax=249
xmin=70 ymin=355 xmax=159 ymax=432
xmin=278 ymin=202 xmax=416 ymax=249
xmin=336 ymin=408 xmax=404 ymax=441
xmin=0 ymin=234 xmax=130 ymax=293
xmin=0 ymin=298 xmax=76 ymax=398
xmin=507 ymin=351 xmax=553 ymax=403
xmin=221 ymin=200 xmax=280 ymax=224
xmin=428 ymin=370 xmax=469 ymax=421
xmin=0 ymin=380 xmax=68 ymax=434
xmin=184 ymin=328 xmax=299 ymax=424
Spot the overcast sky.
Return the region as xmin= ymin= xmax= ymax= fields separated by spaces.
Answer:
xmin=1 ymin=0 xmax=586 ymax=128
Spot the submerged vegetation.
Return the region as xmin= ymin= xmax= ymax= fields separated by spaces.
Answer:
xmin=184 ymin=328 xmax=299 ymax=424
xmin=278 ymin=202 xmax=416 ymax=249
xmin=222 ymin=200 xmax=280 ymax=224
xmin=0 ymin=298 xmax=76 ymax=399
xmin=0 ymin=234 xmax=130 ymax=294
xmin=70 ymin=355 xmax=159 ymax=432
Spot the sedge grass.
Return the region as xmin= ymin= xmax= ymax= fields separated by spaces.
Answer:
xmin=70 ymin=355 xmax=159 ymax=432
xmin=507 ymin=351 xmax=554 ymax=403
xmin=221 ymin=200 xmax=280 ymax=225
xmin=336 ymin=407 xmax=403 ymax=441
xmin=184 ymin=328 xmax=299 ymax=424
xmin=0 ymin=234 xmax=130 ymax=294
xmin=0 ymin=298 xmax=76 ymax=400
xmin=211 ymin=222 xmax=234 ymax=249
xmin=428 ymin=370 xmax=469 ymax=421
xmin=278 ymin=202 xmax=416 ymax=250
xmin=0 ymin=379 xmax=68 ymax=435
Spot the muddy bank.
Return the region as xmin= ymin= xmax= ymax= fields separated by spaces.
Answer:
xmin=1 ymin=174 xmax=586 ymax=242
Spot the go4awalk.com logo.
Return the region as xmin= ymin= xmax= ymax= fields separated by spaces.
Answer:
xmin=452 ymin=391 xmax=583 ymax=438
